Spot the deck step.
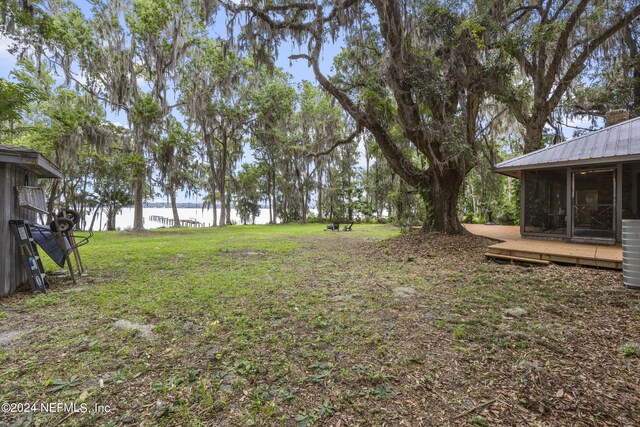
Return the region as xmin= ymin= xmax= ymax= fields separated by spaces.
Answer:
xmin=484 ymin=252 xmax=550 ymax=265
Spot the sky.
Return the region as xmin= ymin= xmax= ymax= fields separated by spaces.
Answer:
xmin=0 ymin=1 xmax=341 ymax=112
xmin=0 ymin=1 xmax=599 ymax=204
xmin=0 ymin=1 xmax=356 ymax=204
xmin=0 ymin=37 xmax=16 ymax=76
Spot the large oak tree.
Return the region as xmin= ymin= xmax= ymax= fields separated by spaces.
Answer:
xmin=498 ymin=0 xmax=640 ymax=152
xmin=228 ymin=0 xmax=513 ymax=233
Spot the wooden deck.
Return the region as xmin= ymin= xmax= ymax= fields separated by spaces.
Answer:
xmin=464 ymin=224 xmax=622 ymax=269
xmin=464 ymin=224 xmax=522 ymax=241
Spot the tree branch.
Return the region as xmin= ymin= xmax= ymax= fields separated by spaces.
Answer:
xmin=232 ymin=0 xmax=429 ymax=189
xmin=43 ymin=52 xmax=131 ymax=112
xmin=549 ymin=4 xmax=640 ymax=109
xmin=373 ymin=0 xmax=431 ymax=156
xmin=305 ymin=126 xmax=361 ymax=157
xmin=543 ymin=0 xmax=590 ymax=89
xmin=288 ymin=53 xmax=311 ymax=61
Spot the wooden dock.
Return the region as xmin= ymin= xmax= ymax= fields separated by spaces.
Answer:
xmin=148 ymin=215 xmax=205 ymax=228
xmin=464 ymin=224 xmax=622 ymax=269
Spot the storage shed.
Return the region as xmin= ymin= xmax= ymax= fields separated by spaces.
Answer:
xmin=495 ymin=116 xmax=640 ymax=245
xmin=0 ymin=145 xmax=61 ymax=296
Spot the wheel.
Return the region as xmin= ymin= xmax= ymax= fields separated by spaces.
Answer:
xmin=34 ymin=275 xmax=46 ymax=293
xmin=58 ymin=208 xmax=80 ymax=225
xmin=50 ymin=218 xmax=74 ymax=233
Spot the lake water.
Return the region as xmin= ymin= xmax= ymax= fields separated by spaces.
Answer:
xmin=99 ymin=207 xmax=274 ymax=230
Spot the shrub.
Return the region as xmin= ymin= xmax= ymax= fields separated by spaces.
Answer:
xmin=462 ymin=212 xmax=475 ymax=224
xmin=619 ymin=343 xmax=640 ymax=357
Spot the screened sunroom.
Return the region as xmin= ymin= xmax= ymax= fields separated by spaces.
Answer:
xmin=495 ymin=116 xmax=640 ymax=244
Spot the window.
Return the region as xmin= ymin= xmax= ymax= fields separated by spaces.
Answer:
xmin=524 ymin=170 xmax=567 ymax=235
xmin=572 ymin=169 xmax=615 ymax=240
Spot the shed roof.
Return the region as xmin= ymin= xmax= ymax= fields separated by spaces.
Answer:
xmin=495 ymin=116 xmax=640 ymax=177
xmin=0 ymin=145 xmax=62 ymax=178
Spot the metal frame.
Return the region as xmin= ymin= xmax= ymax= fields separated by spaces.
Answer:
xmin=521 ymin=169 xmax=570 ymax=240
xmin=570 ymin=167 xmax=617 ymax=244
xmin=15 ymin=186 xmax=77 ymax=284
xmin=520 ymin=164 xmax=625 ymax=244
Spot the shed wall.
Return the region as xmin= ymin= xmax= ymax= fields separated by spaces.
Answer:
xmin=0 ymin=163 xmax=38 ymax=296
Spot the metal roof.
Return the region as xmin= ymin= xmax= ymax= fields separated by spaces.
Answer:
xmin=0 ymin=144 xmax=62 ymax=178
xmin=495 ymin=116 xmax=640 ymax=177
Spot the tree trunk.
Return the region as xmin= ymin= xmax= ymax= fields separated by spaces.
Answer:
xmin=46 ymin=179 xmax=60 ymax=224
xmin=170 ymin=190 xmax=180 ymax=227
xmin=211 ymin=187 xmax=217 ymax=226
xmin=267 ymin=173 xmax=273 ymax=224
xmin=316 ymin=165 xmax=323 ymax=220
xmin=204 ymin=131 xmax=218 ymax=227
xmin=106 ymin=207 xmax=117 ymax=231
xmin=88 ymin=205 xmax=102 ymax=232
xmin=347 ymin=168 xmax=353 ymax=221
xmin=365 ymin=151 xmax=370 ymax=208
xmin=132 ymin=135 xmax=145 ymax=230
xmin=271 ymin=168 xmax=277 ymax=224
xmin=328 ymin=165 xmax=333 ymax=221
xmin=301 ymin=163 xmax=308 ymax=223
xmin=395 ymin=179 xmax=411 ymax=226
xmin=423 ymin=168 xmax=466 ymax=234
xmin=226 ymin=178 xmax=232 ymax=225
xmin=523 ymin=115 xmax=548 ymax=153
xmin=303 ymin=184 xmax=308 ymax=222
xmin=625 ymin=25 xmax=640 ymax=114
xmin=634 ymin=64 xmax=640 ymax=115
xmin=375 ymin=163 xmax=381 ymax=217
xmin=80 ymin=173 xmax=88 ymax=229
xmin=219 ymin=133 xmax=228 ymax=227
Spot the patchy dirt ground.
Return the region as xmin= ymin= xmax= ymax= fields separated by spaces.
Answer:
xmin=357 ymin=232 xmax=639 ymax=426
xmin=0 ymin=225 xmax=638 ymax=426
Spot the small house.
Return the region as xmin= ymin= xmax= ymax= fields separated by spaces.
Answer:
xmin=495 ymin=115 xmax=640 ymax=245
xmin=0 ymin=145 xmax=61 ymax=296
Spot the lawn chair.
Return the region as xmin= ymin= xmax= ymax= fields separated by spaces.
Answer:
xmin=325 ymin=223 xmax=340 ymax=231
xmin=342 ymin=223 xmax=353 ymax=232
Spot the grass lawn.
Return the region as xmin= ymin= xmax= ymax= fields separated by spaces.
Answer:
xmin=0 ymin=224 xmax=639 ymax=426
